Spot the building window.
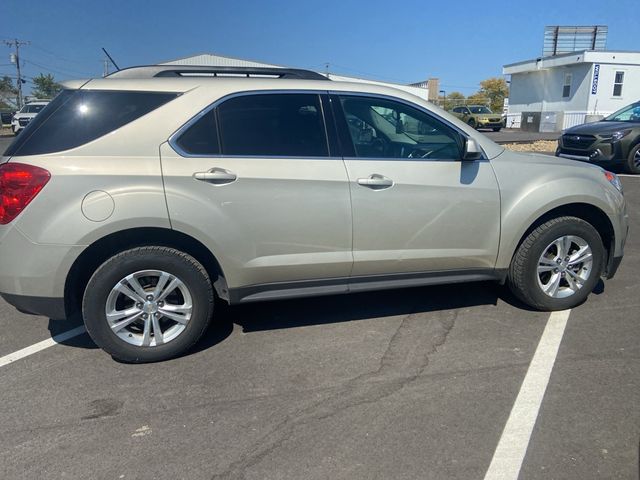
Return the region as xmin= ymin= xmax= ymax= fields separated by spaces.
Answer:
xmin=562 ymin=73 xmax=572 ymax=98
xmin=613 ymin=71 xmax=624 ymax=97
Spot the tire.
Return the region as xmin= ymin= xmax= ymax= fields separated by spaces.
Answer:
xmin=625 ymin=143 xmax=640 ymax=174
xmin=492 ymin=127 xmax=502 ymax=132
xmin=82 ymin=247 xmax=214 ymax=363
xmin=507 ymin=216 xmax=605 ymax=311
xmin=467 ymin=119 xmax=477 ymax=129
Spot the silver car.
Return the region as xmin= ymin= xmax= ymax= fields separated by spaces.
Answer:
xmin=0 ymin=66 xmax=629 ymax=362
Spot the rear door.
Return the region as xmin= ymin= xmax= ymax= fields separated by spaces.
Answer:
xmin=160 ymin=92 xmax=353 ymax=291
xmin=331 ymin=93 xmax=500 ymax=277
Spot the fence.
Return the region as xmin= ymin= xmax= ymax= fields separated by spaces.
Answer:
xmin=504 ymin=111 xmax=613 ymax=131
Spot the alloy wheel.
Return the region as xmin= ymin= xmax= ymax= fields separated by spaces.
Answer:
xmin=536 ymin=235 xmax=593 ymax=298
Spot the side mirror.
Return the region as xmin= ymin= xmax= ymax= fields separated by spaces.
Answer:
xmin=463 ymin=137 xmax=483 ymax=161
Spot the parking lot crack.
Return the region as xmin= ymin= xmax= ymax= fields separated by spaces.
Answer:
xmin=211 ymin=310 xmax=457 ymax=479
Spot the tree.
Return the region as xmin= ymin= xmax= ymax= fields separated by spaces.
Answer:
xmin=446 ymin=91 xmax=465 ymax=107
xmin=0 ymin=76 xmax=18 ymax=109
xmin=466 ymin=92 xmax=489 ymax=106
xmin=478 ymin=77 xmax=509 ymax=113
xmin=31 ymin=73 xmax=62 ymax=99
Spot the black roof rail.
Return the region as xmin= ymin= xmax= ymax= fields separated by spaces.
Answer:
xmin=107 ymin=65 xmax=329 ymax=81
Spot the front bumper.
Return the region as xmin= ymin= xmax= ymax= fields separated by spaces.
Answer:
xmin=556 ymin=138 xmax=626 ymax=164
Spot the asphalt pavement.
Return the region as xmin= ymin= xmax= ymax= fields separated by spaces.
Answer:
xmin=0 ymin=135 xmax=638 ymax=479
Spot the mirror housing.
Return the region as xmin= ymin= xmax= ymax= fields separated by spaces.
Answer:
xmin=462 ymin=137 xmax=483 ymax=161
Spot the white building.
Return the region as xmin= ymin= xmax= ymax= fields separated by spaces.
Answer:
xmin=503 ymin=50 xmax=640 ymax=130
xmin=159 ymin=53 xmax=429 ymax=100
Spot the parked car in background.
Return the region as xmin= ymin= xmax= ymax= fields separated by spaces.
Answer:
xmin=11 ymin=100 xmax=49 ymax=134
xmin=556 ymin=101 xmax=640 ymax=174
xmin=450 ymin=105 xmax=504 ymax=131
xmin=1 ymin=111 xmax=15 ymax=127
xmin=0 ymin=66 xmax=628 ymax=362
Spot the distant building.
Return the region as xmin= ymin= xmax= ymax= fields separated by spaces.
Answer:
xmin=160 ymin=53 xmax=429 ymax=100
xmin=503 ymin=50 xmax=640 ymax=131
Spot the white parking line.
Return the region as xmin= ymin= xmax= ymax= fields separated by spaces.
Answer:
xmin=0 ymin=325 xmax=86 ymax=368
xmin=483 ymin=309 xmax=571 ymax=480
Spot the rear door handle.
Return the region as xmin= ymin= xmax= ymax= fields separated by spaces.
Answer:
xmin=193 ymin=168 xmax=237 ymax=185
xmin=357 ymin=174 xmax=394 ymax=189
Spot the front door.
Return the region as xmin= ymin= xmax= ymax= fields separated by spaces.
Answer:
xmin=332 ymin=94 xmax=500 ymax=277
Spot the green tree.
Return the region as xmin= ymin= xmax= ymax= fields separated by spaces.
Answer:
xmin=31 ymin=73 xmax=62 ymax=99
xmin=0 ymin=75 xmax=18 ymax=109
xmin=478 ymin=77 xmax=509 ymax=113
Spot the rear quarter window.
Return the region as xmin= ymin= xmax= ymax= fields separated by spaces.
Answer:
xmin=5 ymin=89 xmax=178 ymax=157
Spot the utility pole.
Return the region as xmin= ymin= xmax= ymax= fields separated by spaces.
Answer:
xmin=4 ymin=38 xmax=30 ymax=109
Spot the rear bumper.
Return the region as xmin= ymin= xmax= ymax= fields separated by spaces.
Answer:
xmin=0 ymin=293 xmax=66 ymax=319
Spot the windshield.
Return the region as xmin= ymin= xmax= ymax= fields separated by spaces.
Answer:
xmin=21 ymin=104 xmax=46 ymax=114
xmin=604 ymin=103 xmax=640 ymax=122
xmin=469 ymin=106 xmax=492 ymax=114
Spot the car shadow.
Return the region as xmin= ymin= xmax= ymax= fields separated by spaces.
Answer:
xmin=53 ymin=278 xmax=600 ymax=358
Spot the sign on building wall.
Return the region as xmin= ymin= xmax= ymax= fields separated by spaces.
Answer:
xmin=591 ymin=64 xmax=600 ymax=95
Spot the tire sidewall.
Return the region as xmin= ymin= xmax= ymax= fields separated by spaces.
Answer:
xmin=83 ymin=249 xmax=213 ymax=362
xmin=519 ymin=220 xmax=604 ymax=310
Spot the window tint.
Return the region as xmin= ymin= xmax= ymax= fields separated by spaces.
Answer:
xmin=5 ymin=90 xmax=178 ymax=157
xmin=338 ymin=96 xmax=462 ymax=160
xmin=217 ymin=93 xmax=328 ymax=157
xmin=174 ymin=109 xmax=219 ymax=155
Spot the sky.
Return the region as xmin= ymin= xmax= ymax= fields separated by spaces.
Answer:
xmin=1 ymin=0 xmax=639 ymax=96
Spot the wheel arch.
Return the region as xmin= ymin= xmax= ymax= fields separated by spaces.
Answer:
xmin=505 ymin=202 xmax=614 ymax=274
xmin=64 ymin=227 xmax=229 ymax=318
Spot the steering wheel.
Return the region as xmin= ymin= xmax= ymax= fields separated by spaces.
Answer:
xmin=408 ymin=144 xmax=452 ymax=159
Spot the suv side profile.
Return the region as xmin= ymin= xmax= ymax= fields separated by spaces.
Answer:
xmin=450 ymin=105 xmax=504 ymax=131
xmin=0 ymin=66 xmax=628 ymax=362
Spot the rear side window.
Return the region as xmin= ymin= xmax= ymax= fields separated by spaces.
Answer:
xmin=5 ymin=90 xmax=178 ymax=157
xmin=217 ymin=93 xmax=329 ymax=157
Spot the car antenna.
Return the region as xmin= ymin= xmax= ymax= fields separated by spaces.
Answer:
xmin=101 ymin=47 xmax=120 ymax=71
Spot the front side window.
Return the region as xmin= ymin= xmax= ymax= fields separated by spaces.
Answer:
xmin=338 ymin=95 xmax=462 ymax=160
xmin=217 ymin=93 xmax=328 ymax=157
xmin=563 ymin=73 xmax=572 ymax=98
xmin=613 ymin=71 xmax=624 ymax=97
xmin=22 ymin=104 xmax=46 ymax=114
xmin=6 ymin=89 xmax=178 ymax=157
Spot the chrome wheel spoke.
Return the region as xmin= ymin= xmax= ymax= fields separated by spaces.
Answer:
xmin=156 ymin=277 xmax=182 ymax=302
xmin=126 ymin=274 xmax=148 ymax=300
xmin=110 ymin=310 xmax=143 ymax=332
xmin=107 ymin=306 xmax=140 ymax=323
xmin=115 ymin=283 xmax=145 ymax=304
xmin=158 ymin=307 xmax=190 ymax=324
xmin=543 ymin=272 xmax=562 ymax=296
xmin=151 ymin=315 xmax=164 ymax=345
xmin=568 ymin=246 xmax=592 ymax=266
xmin=141 ymin=316 xmax=152 ymax=347
xmin=152 ymin=272 xmax=172 ymax=299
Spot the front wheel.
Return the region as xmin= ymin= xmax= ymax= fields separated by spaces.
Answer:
xmin=507 ymin=216 xmax=605 ymax=311
xmin=467 ymin=118 xmax=477 ymax=129
xmin=492 ymin=127 xmax=501 ymax=132
xmin=625 ymin=143 xmax=640 ymax=174
xmin=82 ymin=247 xmax=214 ymax=363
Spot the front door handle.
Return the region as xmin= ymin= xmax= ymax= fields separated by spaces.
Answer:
xmin=193 ymin=168 xmax=237 ymax=185
xmin=357 ymin=174 xmax=394 ymax=189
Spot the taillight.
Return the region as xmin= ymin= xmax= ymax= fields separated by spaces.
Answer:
xmin=0 ymin=163 xmax=51 ymax=225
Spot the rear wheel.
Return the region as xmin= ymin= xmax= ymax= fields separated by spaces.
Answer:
xmin=82 ymin=247 xmax=214 ymax=363
xmin=507 ymin=216 xmax=605 ymax=310
xmin=625 ymin=143 xmax=640 ymax=174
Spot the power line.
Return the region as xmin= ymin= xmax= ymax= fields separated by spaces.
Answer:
xmin=22 ymin=58 xmax=94 ymax=78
